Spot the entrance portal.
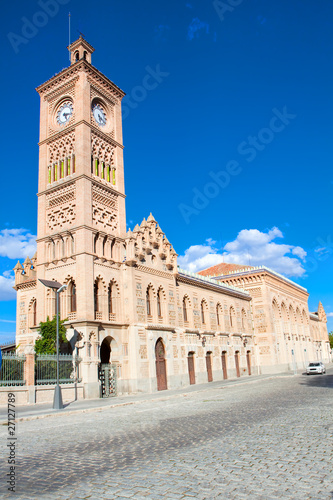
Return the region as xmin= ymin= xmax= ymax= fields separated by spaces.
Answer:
xmin=206 ymin=352 xmax=213 ymax=382
xmin=155 ymin=338 xmax=167 ymax=391
xmin=188 ymin=352 xmax=195 ymax=385
xmin=221 ymin=351 xmax=228 ymax=380
xmin=99 ymin=336 xmax=117 ymax=397
xmin=235 ymin=351 xmax=240 ymax=378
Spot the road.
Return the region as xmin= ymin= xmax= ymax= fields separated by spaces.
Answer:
xmin=0 ymin=371 xmax=332 ymax=499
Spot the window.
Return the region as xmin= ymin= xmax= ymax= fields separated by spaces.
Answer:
xmin=201 ymin=301 xmax=206 ymax=325
xmin=70 ymin=283 xmax=76 ymax=313
xmin=216 ymin=304 xmax=221 ymax=326
xmin=183 ymin=297 xmax=188 ymax=323
xmin=33 ymin=300 xmax=37 ymax=326
xmin=108 ymin=283 xmax=114 ymax=315
xmin=146 ymin=288 xmax=152 ymax=316
xmin=94 ymin=282 xmax=99 ymax=313
xmin=230 ymin=306 xmax=235 ymax=328
xmin=157 ymin=289 xmax=162 ymax=318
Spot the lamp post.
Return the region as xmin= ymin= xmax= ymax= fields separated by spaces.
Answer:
xmin=39 ymin=279 xmax=67 ymax=409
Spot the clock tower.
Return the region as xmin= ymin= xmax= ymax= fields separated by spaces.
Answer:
xmin=35 ymin=37 xmax=126 ymax=310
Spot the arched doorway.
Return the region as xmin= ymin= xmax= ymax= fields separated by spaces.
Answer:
xmin=99 ymin=336 xmax=116 ymax=397
xmin=155 ymin=338 xmax=167 ymax=391
xmin=221 ymin=351 xmax=228 ymax=380
xmin=206 ymin=352 xmax=213 ymax=382
xmin=235 ymin=351 xmax=240 ymax=378
xmin=246 ymin=350 xmax=251 ymax=376
xmin=100 ymin=337 xmax=111 ymax=363
xmin=188 ymin=351 xmax=195 ymax=385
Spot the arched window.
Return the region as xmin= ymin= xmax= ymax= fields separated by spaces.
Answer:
xmin=70 ymin=282 xmax=76 ymax=313
xmin=83 ymin=50 xmax=87 ymax=60
xmin=241 ymin=309 xmax=247 ymax=331
xmin=216 ymin=303 xmax=223 ymax=327
xmin=94 ymin=281 xmax=99 ymax=313
xmin=32 ymin=300 xmax=37 ymax=326
xmin=183 ymin=296 xmax=188 ymax=323
xmin=111 ymin=238 xmax=116 ymax=259
xmin=157 ymin=289 xmax=162 ymax=318
xmin=75 ymin=51 xmax=79 ymax=61
xmin=201 ymin=300 xmax=206 ymax=325
xmin=146 ymin=287 xmax=152 ymax=317
xmin=93 ymin=233 xmax=99 ymax=254
xmin=230 ymin=306 xmax=235 ymax=329
xmin=108 ymin=282 xmax=114 ymax=315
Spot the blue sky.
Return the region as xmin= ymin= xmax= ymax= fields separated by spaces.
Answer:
xmin=1 ymin=0 xmax=332 ymax=342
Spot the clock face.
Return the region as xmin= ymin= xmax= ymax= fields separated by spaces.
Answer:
xmin=92 ymin=104 xmax=106 ymax=127
xmin=57 ymin=102 xmax=73 ymax=125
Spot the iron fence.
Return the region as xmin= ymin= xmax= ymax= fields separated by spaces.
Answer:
xmin=35 ymin=354 xmax=77 ymax=385
xmin=0 ymin=353 xmax=26 ymax=386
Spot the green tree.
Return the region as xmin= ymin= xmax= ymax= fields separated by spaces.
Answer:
xmin=329 ymin=332 xmax=333 ymax=350
xmin=34 ymin=316 xmax=68 ymax=354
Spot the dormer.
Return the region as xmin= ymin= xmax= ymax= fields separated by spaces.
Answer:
xmin=68 ymin=36 xmax=95 ymax=65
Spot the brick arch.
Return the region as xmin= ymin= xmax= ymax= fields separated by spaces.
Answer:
xmin=146 ymin=282 xmax=157 ymax=298
xmin=94 ymin=274 xmax=107 ymax=292
xmin=295 ymin=307 xmax=302 ymax=323
xmin=272 ymin=298 xmax=281 ymax=318
xmin=281 ymin=302 xmax=289 ymax=321
xmin=289 ymin=304 xmax=296 ymax=322
xmin=302 ymin=309 xmax=309 ymax=324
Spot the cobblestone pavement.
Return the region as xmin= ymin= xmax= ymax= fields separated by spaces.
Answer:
xmin=1 ymin=371 xmax=332 ymax=500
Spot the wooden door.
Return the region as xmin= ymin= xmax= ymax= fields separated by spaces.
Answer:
xmin=246 ymin=351 xmax=251 ymax=376
xmin=155 ymin=339 xmax=167 ymax=391
xmin=235 ymin=351 xmax=240 ymax=378
xmin=188 ymin=353 xmax=195 ymax=385
xmin=206 ymin=353 xmax=213 ymax=382
xmin=221 ymin=351 xmax=228 ymax=380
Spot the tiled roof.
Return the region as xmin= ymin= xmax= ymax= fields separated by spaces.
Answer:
xmin=198 ymin=262 xmax=255 ymax=277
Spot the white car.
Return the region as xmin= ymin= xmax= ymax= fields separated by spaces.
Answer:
xmin=306 ymin=362 xmax=326 ymax=375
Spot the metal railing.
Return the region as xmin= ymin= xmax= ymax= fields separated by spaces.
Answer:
xmin=35 ymin=354 xmax=76 ymax=385
xmin=0 ymin=353 xmax=26 ymax=386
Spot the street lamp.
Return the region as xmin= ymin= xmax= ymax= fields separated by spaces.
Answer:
xmin=39 ymin=279 xmax=67 ymax=409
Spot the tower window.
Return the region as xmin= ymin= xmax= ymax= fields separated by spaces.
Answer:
xmin=75 ymin=51 xmax=79 ymax=61
xmin=108 ymin=283 xmax=114 ymax=315
xmin=70 ymin=283 xmax=76 ymax=313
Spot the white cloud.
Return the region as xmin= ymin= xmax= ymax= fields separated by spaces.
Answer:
xmin=0 ymin=228 xmax=36 ymax=259
xmin=178 ymin=241 xmax=223 ymax=273
xmin=178 ymin=227 xmax=308 ymax=278
xmin=0 ymin=272 xmax=16 ymax=301
xmin=326 ymin=312 xmax=333 ymax=318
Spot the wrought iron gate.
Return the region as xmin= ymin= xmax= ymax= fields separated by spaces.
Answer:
xmin=99 ymin=363 xmax=117 ymax=397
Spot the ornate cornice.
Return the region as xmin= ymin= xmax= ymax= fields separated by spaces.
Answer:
xmin=37 ymin=174 xmax=126 ymax=199
xmin=177 ymin=274 xmax=251 ymax=301
xmin=36 ymin=60 xmax=125 ymax=100
xmin=38 ymin=120 xmax=124 ymax=150
xmin=136 ymin=265 xmax=174 ymax=280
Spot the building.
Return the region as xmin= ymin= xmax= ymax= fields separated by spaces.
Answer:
xmin=198 ymin=263 xmax=330 ymax=373
xmin=13 ymin=38 xmax=329 ymax=399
